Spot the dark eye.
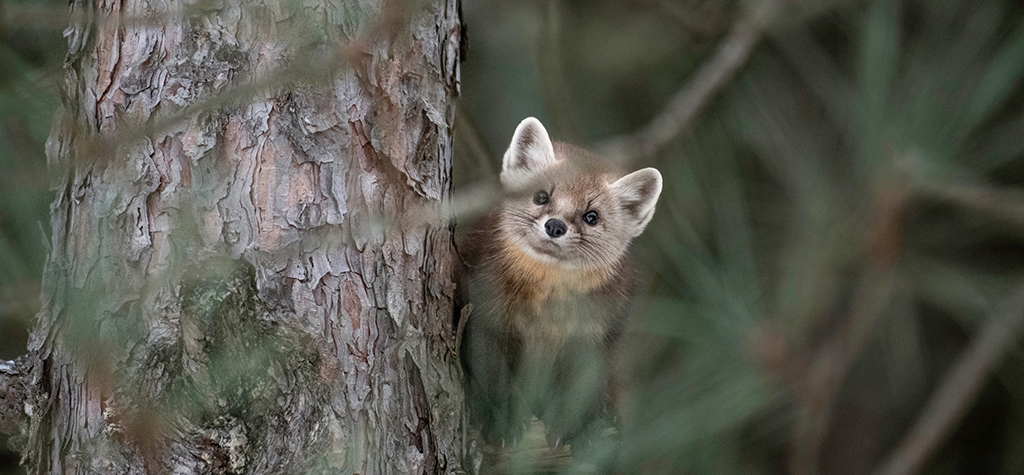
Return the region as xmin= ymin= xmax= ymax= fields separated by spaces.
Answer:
xmin=533 ymin=191 xmax=549 ymax=205
xmin=582 ymin=210 xmax=599 ymax=226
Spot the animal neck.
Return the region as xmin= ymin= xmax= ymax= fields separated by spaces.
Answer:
xmin=497 ymin=238 xmax=613 ymax=313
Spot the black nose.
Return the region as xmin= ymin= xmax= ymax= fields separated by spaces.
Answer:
xmin=544 ymin=219 xmax=566 ymax=238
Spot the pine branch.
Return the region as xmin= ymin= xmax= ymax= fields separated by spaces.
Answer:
xmin=871 ymin=284 xmax=1024 ymax=475
xmin=596 ymin=1 xmax=777 ymax=162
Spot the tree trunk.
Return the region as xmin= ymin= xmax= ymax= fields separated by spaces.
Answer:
xmin=16 ymin=0 xmax=468 ymax=473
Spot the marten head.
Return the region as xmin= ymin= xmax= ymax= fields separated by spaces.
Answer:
xmin=498 ymin=117 xmax=663 ymax=271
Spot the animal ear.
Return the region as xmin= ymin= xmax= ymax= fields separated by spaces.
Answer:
xmin=500 ymin=117 xmax=557 ymax=188
xmin=611 ymin=168 xmax=663 ymax=237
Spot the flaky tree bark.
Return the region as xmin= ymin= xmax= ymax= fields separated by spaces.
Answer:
xmin=8 ymin=0 xmax=468 ymax=473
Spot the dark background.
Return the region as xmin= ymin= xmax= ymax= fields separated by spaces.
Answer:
xmin=454 ymin=0 xmax=1024 ymax=473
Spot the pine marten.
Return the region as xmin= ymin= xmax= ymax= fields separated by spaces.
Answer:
xmin=458 ymin=118 xmax=663 ymax=447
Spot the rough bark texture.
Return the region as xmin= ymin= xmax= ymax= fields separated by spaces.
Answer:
xmin=24 ymin=0 xmax=467 ymax=473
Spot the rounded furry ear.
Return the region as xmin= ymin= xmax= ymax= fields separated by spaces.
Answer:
xmin=611 ymin=168 xmax=663 ymax=237
xmin=500 ymin=117 xmax=557 ymax=188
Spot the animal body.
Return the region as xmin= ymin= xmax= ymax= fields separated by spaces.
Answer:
xmin=458 ymin=117 xmax=663 ymax=446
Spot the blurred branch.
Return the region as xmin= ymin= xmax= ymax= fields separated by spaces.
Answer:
xmin=65 ymin=3 xmax=412 ymax=173
xmin=651 ymin=0 xmax=728 ymax=39
xmin=1 ymin=4 xmax=70 ymax=32
xmin=597 ymin=0 xmax=778 ymax=162
xmin=771 ymin=26 xmax=857 ymax=129
xmin=454 ymin=104 xmax=498 ymax=179
xmin=958 ymin=17 xmax=1024 ymax=139
xmin=1 ymin=0 xmax=225 ymax=32
xmin=790 ymin=267 xmax=899 ymax=475
xmin=917 ymin=180 xmax=1024 ymax=231
xmin=790 ymin=181 xmax=908 ymax=475
xmin=536 ymin=0 xmax=583 ymax=142
xmin=907 ymin=257 xmax=1004 ymax=325
xmin=483 ymin=418 xmax=573 ymax=473
xmin=872 ymin=283 xmax=1024 ymax=475
xmin=71 ymin=55 xmax=340 ymax=170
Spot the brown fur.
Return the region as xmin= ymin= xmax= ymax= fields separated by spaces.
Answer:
xmin=460 ymin=211 xmax=634 ymax=343
xmin=458 ymin=158 xmax=637 ymax=445
xmin=459 ymin=119 xmax=660 ymax=446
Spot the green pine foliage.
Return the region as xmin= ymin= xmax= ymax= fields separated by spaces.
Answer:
xmin=459 ymin=0 xmax=1024 ymax=473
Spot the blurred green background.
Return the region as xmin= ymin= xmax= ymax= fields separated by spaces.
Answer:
xmin=4 ymin=0 xmax=1024 ymax=473
xmin=455 ymin=0 xmax=1024 ymax=473
xmin=0 ymin=0 xmax=64 ymax=472
xmin=0 ymin=0 xmax=60 ymax=355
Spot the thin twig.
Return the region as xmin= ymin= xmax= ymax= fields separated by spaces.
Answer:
xmin=770 ymin=26 xmax=857 ymax=129
xmin=537 ymin=0 xmax=583 ymax=142
xmin=596 ymin=1 xmax=777 ymax=162
xmin=916 ymin=180 xmax=1024 ymax=231
xmin=653 ymin=0 xmax=728 ymax=39
xmin=871 ymin=284 xmax=1024 ymax=475
xmin=790 ymin=267 xmax=899 ymax=475
xmin=790 ymin=179 xmax=908 ymax=475
xmin=454 ymin=104 xmax=498 ymax=179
